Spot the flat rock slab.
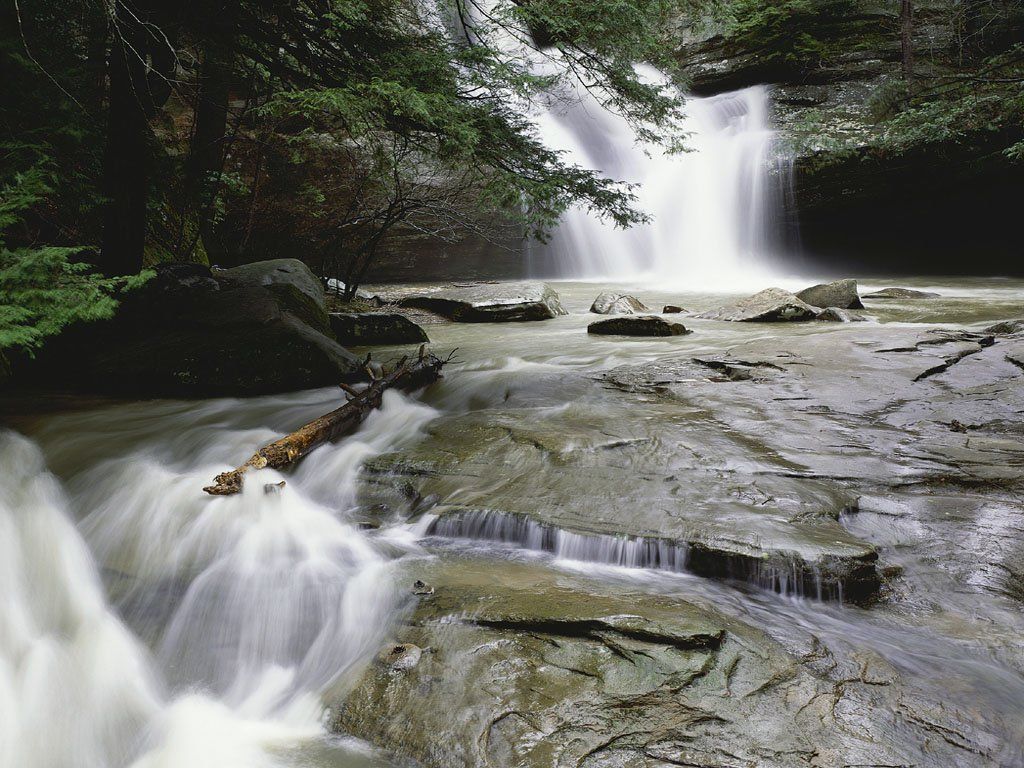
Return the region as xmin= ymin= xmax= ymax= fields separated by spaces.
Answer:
xmin=588 ymin=315 xmax=691 ymax=336
xmin=797 ymin=278 xmax=864 ymax=309
xmin=375 ymin=281 xmax=567 ymax=322
xmin=362 ymin=402 xmax=880 ymax=600
xmin=863 ymin=287 xmax=942 ymax=299
xmin=697 ymin=287 xmax=820 ymax=322
xmin=329 ymin=313 xmax=429 ymax=346
xmin=333 ymin=557 xmax=993 ymax=768
xmin=590 ymin=292 xmax=650 ymax=314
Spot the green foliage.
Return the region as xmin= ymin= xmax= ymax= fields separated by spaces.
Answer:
xmin=709 ymin=0 xmax=857 ymax=67
xmin=0 ymin=245 xmax=151 ymax=353
xmin=0 ymin=160 xmax=150 ymax=354
xmin=877 ymin=46 xmax=1024 ymax=157
xmin=254 ymin=0 xmax=696 ymax=248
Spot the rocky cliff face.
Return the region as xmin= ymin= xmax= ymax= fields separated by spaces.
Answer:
xmin=676 ymin=0 xmax=1024 ymax=274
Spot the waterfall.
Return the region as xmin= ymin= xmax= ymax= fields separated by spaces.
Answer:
xmin=435 ymin=0 xmax=795 ymax=287
xmin=530 ymin=74 xmax=796 ymax=288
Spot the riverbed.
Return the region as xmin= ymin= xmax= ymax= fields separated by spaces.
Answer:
xmin=4 ymin=278 xmax=1023 ymax=767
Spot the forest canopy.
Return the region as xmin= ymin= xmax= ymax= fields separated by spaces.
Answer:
xmin=2 ymin=0 xmax=1022 ymax=354
xmin=0 ymin=0 xmax=694 ymax=338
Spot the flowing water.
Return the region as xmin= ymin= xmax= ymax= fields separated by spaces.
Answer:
xmin=1 ymin=6 xmax=1019 ymax=753
xmin=532 ymin=83 xmax=794 ymax=287
xmin=5 ymin=278 xmax=1024 ymax=765
xmin=1 ymin=389 xmax=439 ymax=768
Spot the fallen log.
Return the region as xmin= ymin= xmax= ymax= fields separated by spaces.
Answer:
xmin=204 ymin=350 xmax=446 ymax=495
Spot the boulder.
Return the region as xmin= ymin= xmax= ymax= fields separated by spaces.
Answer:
xmin=796 ymin=278 xmax=864 ymax=309
xmin=817 ymin=306 xmax=866 ymax=323
xmin=589 ymin=292 xmax=649 ymax=314
xmin=24 ymin=261 xmax=362 ymax=397
xmin=220 ymin=258 xmax=331 ymax=333
xmin=662 ymin=305 xmax=686 ymax=314
xmin=329 ymin=313 xmax=429 ymax=346
xmin=385 ymin=282 xmax=567 ymax=322
xmin=587 ymin=316 xmax=691 ymax=337
xmin=984 ymin=318 xmax=1024 ymax=335
xmin=697 ymin=287 xmax=820 ymax=322
xmin=862 ymin=287 xmax=941 ymax=299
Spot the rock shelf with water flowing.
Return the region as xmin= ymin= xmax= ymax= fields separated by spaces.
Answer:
xmin=5 ymin=281 xmax=1024 ymax=766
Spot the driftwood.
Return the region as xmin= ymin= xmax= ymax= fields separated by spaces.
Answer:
xmin=204 ymin=349 xmax=446 ymax=495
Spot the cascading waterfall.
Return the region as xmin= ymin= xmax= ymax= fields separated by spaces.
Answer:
xmin=1 ymin=390 xmax=439 ymax=768
xmin=530 ymin=75 xmax=796 ymax=286
xmin=438 ymin=0 xmax=795 ymax=287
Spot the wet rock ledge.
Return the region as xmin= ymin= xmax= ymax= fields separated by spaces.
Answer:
xmin=360 ymin=400 xmax=883 ymax=603
xmin=370 ymin=281 xmax=568 ymax=322
xmin=331 ymin=558 xmax=991 ymax=768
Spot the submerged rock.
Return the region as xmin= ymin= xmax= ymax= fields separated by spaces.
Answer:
xmin=796 ymin=278 xmax=864 ymax=309
xmin=697 ymin=287 xmax=820 ymax=322
xmin=329 ymin=313 xmax=429 ymax=346
xmin=382 ymin=282 xmax=567 ymax=322
xmin=377 ymin=642 xmax=422 ymax=671
xmin=817 ymin=306 xmax=867 ymax=322
xmin=23 ymin=260 xmax=361 ymax=396
xmin=589 ymin=292 xmax=649 ymax=314
xmin=588 ymin=316 xmax=691 ymax=337
xmin=863 ymin=287 xmax=941 ymax=299
xmin=662 ymin=304 xmax=687 ymax=314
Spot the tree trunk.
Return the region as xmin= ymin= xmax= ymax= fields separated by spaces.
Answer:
xmin=203 ymin=352 xmax=445 ymax=495
xmin=181 ymin=1 xmax=237 ymax=260
xmin=84 ymin=7 xmax=108 ymax=112
xmin=99 ymin=1 xmax=152 ymax=276
xmin=900 ymin=0 xmax=915 ymax=84
xmin=186 ymin=3 xmax=236 ymax=202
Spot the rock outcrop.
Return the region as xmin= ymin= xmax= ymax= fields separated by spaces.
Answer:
xmin=797 ymin=279 xmax=864 ymax=309
xmin=329 ymin=313 xmax=429 ymax=346
xmin=333 ymin=558 xmax=994 ymax=768
xmin=863 ymin=287 xmax=941 ymax=300
xmin=22 ymin=260 xmax=362 ymax=396
xmin=374 ymin=282 xmax=567 ymax=322
xmin=587 ymin=316 xmax=691 ymax=336
xmin=697 ymin=287 xmax=820 ymax=322
xmin=590 ymin=292 xmax=650 ymax=314
xmin=360 ymin=391 xmax=881 ymax=601
xmin=985 ymin=318 xmax=1024 ymax=336
xmin=673 ymin=3 xmax=1024 ymax=275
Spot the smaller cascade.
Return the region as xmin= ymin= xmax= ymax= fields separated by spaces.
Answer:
xmin=425 ymin=509 xmax=850 ymax=600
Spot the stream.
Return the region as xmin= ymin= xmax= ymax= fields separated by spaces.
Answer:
xmin=3 ymin=278 xmax=1024 ymax=766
